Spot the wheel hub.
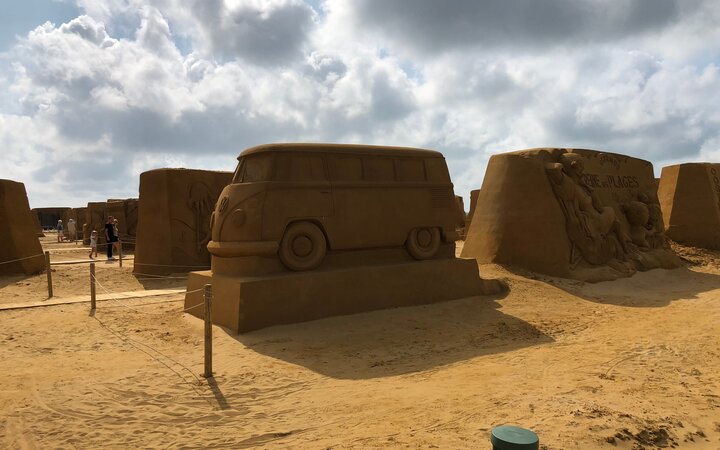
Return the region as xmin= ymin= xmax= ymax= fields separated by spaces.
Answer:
xmin=292 ymin=235 xmax=312 ymax=257
xmin=417 ymin=229 xmax=432 ymax=247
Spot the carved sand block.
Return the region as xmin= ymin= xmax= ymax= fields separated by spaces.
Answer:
xmin=134 ymin=169 xmax=232 ymax=276
xmin=658 ymin=163 xmax=720 ymax=249
xmin=0 ymin=180 xmax=45 ymax=276
xmin=184 ymin=143 xmax=504 ymax=333
xmin=31 ymin=212 xmax=44 ymax=237
xmin=461 ymin=148 xmax=681 ymax=282
xmin=83 ymin=202 xmax=108 ymax=244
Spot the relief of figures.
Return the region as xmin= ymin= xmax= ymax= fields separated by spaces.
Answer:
xmin=545 ymin=151 xmax=670 ymax=274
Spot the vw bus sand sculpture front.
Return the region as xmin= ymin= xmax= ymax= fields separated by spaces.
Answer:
xmin=184 ymin=143 xmax=504 ymax=332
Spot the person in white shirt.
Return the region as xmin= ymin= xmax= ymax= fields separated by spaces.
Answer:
xmin=89 ymin=230 xmax=98 ymax=259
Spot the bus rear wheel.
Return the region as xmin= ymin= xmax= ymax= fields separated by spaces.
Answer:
xmin=406 ymin=227 xmax=441 ymax=260
xmin=279 ymin=222 xmax=327 ymax=271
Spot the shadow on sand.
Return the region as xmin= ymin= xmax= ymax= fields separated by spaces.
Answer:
xmin=228 ymin=291 xmax=553 ymax=380
xmin=133 ymin=274 xmax=188 ymax=291
xmin=504 ymin=264 xmax=720 ymax=308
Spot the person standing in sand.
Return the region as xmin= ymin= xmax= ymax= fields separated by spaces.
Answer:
xmin=105 ymin=216 xmax=116 ymax=260
xmin=56 ymin=219 xmax=64 ymax=243
xmin=112 ymin=218 xmax=121 ymax=256
xmin=89 ymin=230 xmax=98 ymax=259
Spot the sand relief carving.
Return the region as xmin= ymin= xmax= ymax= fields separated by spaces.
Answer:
xmin=170 ymin=181 xmax=217 ymax=261
xmin=546 ymin=153 xmax=627 ymax=268
xmin=134 ymin=169 xmax=232 ymax=276
xmin=546 ymin=151 xmax=671 ymax=274
xmin=461 ymin=148 xmax=680 ymax=281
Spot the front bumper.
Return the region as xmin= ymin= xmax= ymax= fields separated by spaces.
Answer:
xmin=207 ymin=240 xmax=279 ymax=257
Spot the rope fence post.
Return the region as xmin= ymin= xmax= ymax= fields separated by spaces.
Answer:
xmin=119 ymin=243 xmax=123 ymax=268
xmin=90 ymin=262 xmax=96 ymax=311
xmin=45 ymin=251 xmax=53 ymax=298
xmin=203 ymin=283 xmax=213 ymax=378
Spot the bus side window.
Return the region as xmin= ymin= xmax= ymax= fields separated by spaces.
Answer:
xmin=365 ymin=158 xmax=395 ymax=182
xmin=425 ymin=158 xmax=451 ymax=182
xmin=276 ymin=155 xmax=327 ymax=181
xmin=396 ymin=159 xmax=426 ymax=182
xmin=331 ymin=157 xmax=362 ymax=182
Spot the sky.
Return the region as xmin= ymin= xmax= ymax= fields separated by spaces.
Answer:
xmin=1 ymin=0 xmax=719 ymax=208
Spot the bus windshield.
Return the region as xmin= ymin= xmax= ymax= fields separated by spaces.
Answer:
xmin=233 ymin=154 xmax=274 ymax=183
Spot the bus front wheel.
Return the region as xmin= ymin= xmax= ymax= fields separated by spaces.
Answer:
xmin=406 ymin=227 xmax=441 ymax=260
xmin=279 ymin=222 xmax=327 ymax=271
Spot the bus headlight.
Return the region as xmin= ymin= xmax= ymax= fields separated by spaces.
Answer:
xmin=231 ymin=209 xmax=246 ymax=226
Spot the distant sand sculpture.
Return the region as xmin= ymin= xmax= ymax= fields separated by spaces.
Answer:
xmin=455 ymin=195 xmax=467 ymax=238
xmin=185 ymin=143 xmax=504 ymax=332
xmin=61 ymin=207 xmax=87 ymax=240
xmin=463 ymin=189 xmax=480 ymax=239
xmin=0 ymin=180 xmax=45 ymax=276
xmin=461 ymin=148 xmax=681 ymax=281
xmin=658 ymin=163 xmax=720 ymax=249
xmin=134 ymin=169 xmax=232 ymax=276
xmin=33 ymin=207 xmax=70 ymax=229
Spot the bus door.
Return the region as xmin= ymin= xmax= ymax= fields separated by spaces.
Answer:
xmin=264 ymin=153 xmax=333 ymax=238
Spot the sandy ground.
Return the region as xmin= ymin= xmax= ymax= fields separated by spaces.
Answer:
xmin=1 ymin=238 xmax=719 ymax=449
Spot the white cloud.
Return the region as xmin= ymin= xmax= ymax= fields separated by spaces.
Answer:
xmin=1 ymin=0 xmax=720 ymax=207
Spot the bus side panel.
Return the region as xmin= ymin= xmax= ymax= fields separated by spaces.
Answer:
xmin=262 ymin=182 xmax=333 ymax=242
xmin=325 ymin=183 xmax=441 ymax=250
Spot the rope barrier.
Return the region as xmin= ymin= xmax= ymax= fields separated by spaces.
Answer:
xmin=0 ymin=253 xmax=45 ymax=265
xmin=100 ymin=297 xmax=184 ymax=310
xmin=131 ymin=272 xmax=189 ymax=279
xmin=90 ymin=313 xmax=213 ymax=407
xmin=89 ymin=274 xmax=211 ymax=403
xmin=182 ymin=302 xmax=205 ymax=313
xmin=133 ymin=262 xmax=211 ymax=268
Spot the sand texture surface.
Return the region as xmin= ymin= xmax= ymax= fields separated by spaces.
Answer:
xmin=1 ymin=238 xmax=719 ymax=449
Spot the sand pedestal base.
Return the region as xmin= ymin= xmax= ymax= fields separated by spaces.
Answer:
xmin=184 ymin=258 xmax=504 ymax=333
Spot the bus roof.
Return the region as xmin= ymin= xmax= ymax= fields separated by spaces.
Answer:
xmin=238 ymin=143 xmax=444 ymax=160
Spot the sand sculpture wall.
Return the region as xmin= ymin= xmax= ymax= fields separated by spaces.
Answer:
xmin=461 ymin=148 xmax=680 ymax=281
xmin=658 ymin=163 xmax=720 ymax=249
xmin=134 ymin=169 xmax=232 ymax=275
xmin=105 ymin=199 xmax=139 ymax=245
xmin=31 ymin=212 xmax=44 ymax=237
xmin=0 ymin=180 xmax=45 ymax=276
xmin=455 ymin=195 xmax=467 ymax=238
xmin=463 ymin=189 xmax=480 ymax=238
xmin=83 ymin=202 xmax=108 ymax=244
xmin=33 ymin=207 xmax=70 ymax=229
xmin=61 ymin=207 xmax=86 ymax=239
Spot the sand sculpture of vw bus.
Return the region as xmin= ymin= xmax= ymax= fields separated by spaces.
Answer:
xmin=207 ymin=143 xmax=460 ymax=271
